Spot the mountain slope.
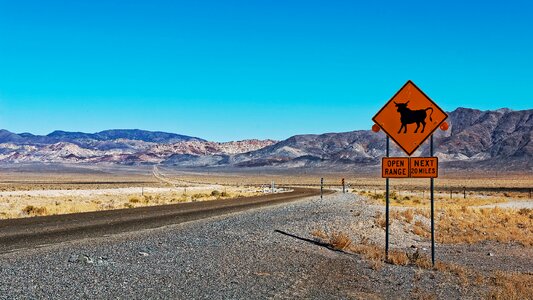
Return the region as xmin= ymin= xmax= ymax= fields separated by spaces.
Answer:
xmin=0 ymin=107 xmax=530 ymax=170
xmin=205 ymin=107 xmax=532 ymax=170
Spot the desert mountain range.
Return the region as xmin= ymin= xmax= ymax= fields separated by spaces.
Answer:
xmin=0 ymin=108 xmax=531 ymax=171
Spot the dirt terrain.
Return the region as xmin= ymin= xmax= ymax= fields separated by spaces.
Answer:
xmin=0 ymin=190 xmax=531 ymax=299
xmin=0 ymin=169 xmax=531 ymax=298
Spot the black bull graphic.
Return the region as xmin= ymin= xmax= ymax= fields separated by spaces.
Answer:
xmin=395 ymin=101 xmax=434 ymax=133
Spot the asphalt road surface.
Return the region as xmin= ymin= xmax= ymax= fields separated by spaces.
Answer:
xmin=0 ymin=188 xmax=323 ymax=253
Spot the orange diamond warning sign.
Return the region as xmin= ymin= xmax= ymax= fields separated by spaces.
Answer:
xmin=372 ymin=80 xmax=448 ymax=156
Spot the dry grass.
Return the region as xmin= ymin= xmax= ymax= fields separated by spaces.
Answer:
xmin=365 ymin=191 xmax=511 ymax=209
xmin=312 ymin=229 xmax=533 ymax=298
xmin=412 ymin=220 xmax=430 ymax=238
xmin=363 ymin=183 xmax=533 ymax=247
xmin=0 ymin=187 xmax=262 ymax=219
xmin=436 ymin=207 xmax=533 ymax=246
xmin=329 ymin=231 xmax=352 ymax=250
xmin=374 ymin=212 xmax=387 ymax=229
xmin=399 ymin=206 xmax=533 ymax=246
xmin=21 ymin=205 xmax=48 ymax=216
xmin=387 ymin=250 xmax=409 ymax=265
xmin=400 ymin=209 xmax=414 ymax=223
xmin=486 ymin=271 xmax=533 ymax=300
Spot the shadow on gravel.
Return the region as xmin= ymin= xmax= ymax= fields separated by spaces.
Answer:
xmin=274 ymin=229 xmax=347 ymax=254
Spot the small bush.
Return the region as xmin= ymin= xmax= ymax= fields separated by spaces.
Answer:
xmin=22 ymin=205 xmax=48 ymax=216
xmin=387 ymin=250 xmax=409 ymax=266
xmin=129 ymin=197 xmax=141 ymax=203
xmin=412 ymin=221 xmax=430 ymax=237
xmin=211 ymin=190 xmax=221 ymax=197
xmin=375 ymin=212 xmax=387 ymax=229
xmin=221 ymin=191 xmax=229 ymax=197
xmin=370 ymin=193 xmax=384 ymax=201
xmin=124 ymin=203 xmax=134 ymax=209
xmin=143 ymin=195 xmax=153 ymax=203
xmin=401 ymin=209 xmax=414 ymax=223
xmin=191 ymin=193 xmax=207 ymax=200
xmin=329 ymin=231 xmax=352 ymax=250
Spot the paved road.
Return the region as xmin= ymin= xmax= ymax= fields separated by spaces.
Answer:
xmin=0 ymin=188 xmax=323 ymax=253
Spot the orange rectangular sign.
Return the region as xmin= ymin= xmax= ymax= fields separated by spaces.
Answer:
xmin=409 ymin=157 xmax=438 ymax=178
xmin=382 ymin=157 xmax=409 ymax=178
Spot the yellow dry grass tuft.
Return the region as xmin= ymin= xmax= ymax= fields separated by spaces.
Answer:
xmin=329 ymin=231 xmax=352 ymax=250
xmin=374 ymin=212 xmax=387 ymax=229
xmin=386 ymin=250 xmax=409 ymax=266
xmin=486 ymin=271 xmax=533 ymax=300
xmin=400 ymin=209 xmax=414 ymax=223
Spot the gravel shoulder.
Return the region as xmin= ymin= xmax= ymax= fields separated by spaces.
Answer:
xmin=0 ymin=192 xmax=525 ymax=299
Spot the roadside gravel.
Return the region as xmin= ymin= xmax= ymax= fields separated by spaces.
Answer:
xmin=0 ymin=192 xmax=481 ymax=299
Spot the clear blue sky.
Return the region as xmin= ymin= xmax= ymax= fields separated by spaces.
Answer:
xmin=0 ymin=1 xmax=532 ymax=141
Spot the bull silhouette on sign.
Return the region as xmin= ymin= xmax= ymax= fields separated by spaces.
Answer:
xmin=394 ymin=101 xmax=433 ymax=133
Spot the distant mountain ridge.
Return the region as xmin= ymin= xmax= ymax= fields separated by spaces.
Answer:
xmin=0 ymin=107 xmax=531 ymax=171
xmin=0 ymin=129 xmax=205 ymax=145
xmin=0 ymin=128 xmax=276 ymax=165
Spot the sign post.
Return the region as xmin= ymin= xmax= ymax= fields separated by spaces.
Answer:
xmin=320 ymin=177 xmax=324 ymax=199
xmin=430 ymin=135 xmax=435 ymax=265
xmin=385 ymin=136 xmax=390 ymax=258
xmin=372 ymin=80 xmax=448 ymax=266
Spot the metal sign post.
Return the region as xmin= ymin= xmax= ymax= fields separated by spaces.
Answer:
xmin=385 ymin=136 xmax=390 ymax=259
xmin=372 ymin=80 xmax=448 ymax=267
xmin=430 ymin=135 xmax=435 ymax=266
xmin=320 ymin=178 xmax=324 ymax=199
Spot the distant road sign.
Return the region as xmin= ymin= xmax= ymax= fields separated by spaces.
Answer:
xmin=410 ymin=157 xmax=438 ymax=178
xmin=373 ymin=80 xmax=448 ymax=156
xmin=382 ymin=157 xmax=409 ymax=178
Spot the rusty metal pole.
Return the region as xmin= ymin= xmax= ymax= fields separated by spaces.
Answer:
xmin=385 ymin=136 xmax=390 ymax=259
xmin=430 ymin=135 xmax=435 ymax=266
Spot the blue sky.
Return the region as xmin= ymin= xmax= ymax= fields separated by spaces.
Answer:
xmin=0 ymin=1 xmax=532 ymax=141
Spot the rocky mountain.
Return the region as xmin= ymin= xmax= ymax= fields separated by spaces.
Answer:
xmin=0 ymin=107 xmax=530 ymax=170
xmin=219 ymin=108 xmax=533 ymax=170
xmin=0 ymin=129 xmax=205 ymax=148
xmin=0 ymin=128 xmax=276 ymax=165
xmin=161 ymin=107 xmax=532 ymax=170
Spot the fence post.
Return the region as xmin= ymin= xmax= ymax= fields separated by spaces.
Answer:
xmin=320 ymin=178 xmax=324 ymax=199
